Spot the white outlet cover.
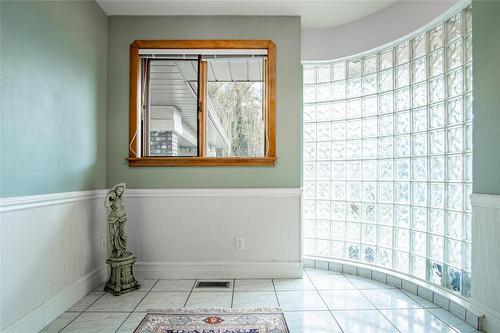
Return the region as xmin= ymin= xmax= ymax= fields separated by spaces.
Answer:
xmin=235 ymin=237 xmax=245 ymax=250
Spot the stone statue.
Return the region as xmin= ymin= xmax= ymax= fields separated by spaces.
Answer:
xmin=104 ymin=183 xmax=140 ymax=295
xmin=105 ymin=183 xmax=129 ymax=258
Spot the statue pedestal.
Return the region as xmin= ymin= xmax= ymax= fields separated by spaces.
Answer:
xmin=104 ymin=255 xmax=140 ymax=296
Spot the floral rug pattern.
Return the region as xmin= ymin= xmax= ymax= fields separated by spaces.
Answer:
xmin=134 ymin=309 xmax=288 ymax=333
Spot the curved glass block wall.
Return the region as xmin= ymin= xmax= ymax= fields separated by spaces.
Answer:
xmin=303 ymin=4 xmax=472 ymax=296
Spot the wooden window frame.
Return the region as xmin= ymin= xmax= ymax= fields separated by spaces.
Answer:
xmin=127 ymin=40 xmax=276 ymax=167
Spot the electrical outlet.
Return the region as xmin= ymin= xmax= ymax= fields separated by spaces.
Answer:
xmin=101 ymin=238 xmax=106 ymax=250
xmin=235 ymin=237 xmax=245 ymax=251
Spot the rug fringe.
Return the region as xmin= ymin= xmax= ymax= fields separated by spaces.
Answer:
xmin=144 ymin=307 xmax=283 ymax=314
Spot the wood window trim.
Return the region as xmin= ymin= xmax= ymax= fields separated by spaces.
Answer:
xmin=127 ymin=40 xmax=277 ymax=167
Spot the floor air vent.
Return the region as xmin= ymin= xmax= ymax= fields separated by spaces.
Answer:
xmin=195 ymin=281 xmax=231 ymax=288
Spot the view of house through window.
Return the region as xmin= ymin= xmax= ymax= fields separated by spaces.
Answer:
xmin=303 ymin=5 xmax=472 ymax=296
xmin=147 ymin=59 xmax=199 ymax=157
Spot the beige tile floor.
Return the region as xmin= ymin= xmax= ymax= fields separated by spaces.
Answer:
xmin=40 ymin=268 xmax=480 ymax=333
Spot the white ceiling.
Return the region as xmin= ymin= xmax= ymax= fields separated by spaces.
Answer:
xmin=96 ymin=0 xmax=397 ymax=29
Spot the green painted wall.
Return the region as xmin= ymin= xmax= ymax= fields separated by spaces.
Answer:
xmin=106 ymin=16 xmax=301 ymax=188
xmin=10 ymin=3 xmax=498 ymax=194
xmin=472 ymin=1 xmax=500 ymax=195
xmin=0 ymin=1 xmax=108 ymax=197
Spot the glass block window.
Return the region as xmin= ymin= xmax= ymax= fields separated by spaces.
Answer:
xmin=303 ymin=4 xmax=472 ymax=296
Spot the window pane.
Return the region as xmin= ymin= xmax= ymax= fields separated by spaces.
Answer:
xmin=147 ymin=60 xmax=198 ymax=156
xmin=207 ymin=58 xmax=265 ymax=157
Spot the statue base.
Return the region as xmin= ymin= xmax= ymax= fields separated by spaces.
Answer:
xmin=104 ymin=255 xmax=140 ymax=296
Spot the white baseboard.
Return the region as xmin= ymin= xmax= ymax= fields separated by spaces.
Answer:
xmin=2 ymin=266 xmax=107 ymax=333
xmin=134 ymin=261 xmax=303 ymax=279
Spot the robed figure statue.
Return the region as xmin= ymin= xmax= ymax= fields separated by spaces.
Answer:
xmin=104 ymin=183 xmax=140 ymax=295
xmin=105 ymin=183 xmax=129 ymax=258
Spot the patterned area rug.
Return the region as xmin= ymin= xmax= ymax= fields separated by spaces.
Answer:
xmin=133 ymin=308 xmax=289 ymax=333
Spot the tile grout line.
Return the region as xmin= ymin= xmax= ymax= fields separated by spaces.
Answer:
xmin=271 ymin=278 xmax=281 ymax=308
xmin=183 ymin=279 xmax=198 ymax=308
xmin=354 ymin=285 xmax=403 ymax=333
xmin=304 ymin=269 xmax=346 ymax=333
xmin=56 ymin=312 xmax=83 ymax=333
xmin=400 ymin=289 xmax=439 ymax=309
xmin=397 ymin=288 xmax=465 ymax=332
xmin=230 ymin=279 xmax=235 ymax=308
xmin=51 ymin=273 xmax=468 ymax=333
xmin=81 ymin=310 xmax=144 ymax=313
xmin=345 ymin=266 xmax=471 ymax=333
xmin=350 ymin=275 xmax=421 ymax=333
xmin=57 ymin=291 xmax=108 ymax=332
xmin=391 ymin=282 xmax=471 ymax=332
xmin=356 ymin=274 xmax=448 ymax=332
xmin=310 ymin=268 xmax=402 ymax=333
xmin=114 ymin=279 xmax=160 ymax=333
xmin=421 ymin=306 xmax=463 ymax=333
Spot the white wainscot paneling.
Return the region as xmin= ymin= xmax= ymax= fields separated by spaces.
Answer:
xmin=125 ymin=188 xmax=302 ymax=279
xmin=471 ymin=193 xmax=500 ymax=333
xmin=0 ymin=188 xmax=302 ymax=331
xmin=0 ymin=191 xmax=108 ymax=333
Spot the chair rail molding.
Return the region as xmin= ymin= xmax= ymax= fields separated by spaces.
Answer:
xmin=0 ymin=189 xmax=108 ymax=212
xmin=470 ymin=193 xmax=500 ymax=208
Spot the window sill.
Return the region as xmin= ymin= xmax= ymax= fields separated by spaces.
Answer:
xmin=126 ymin=156 xmax=277 ymax=167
